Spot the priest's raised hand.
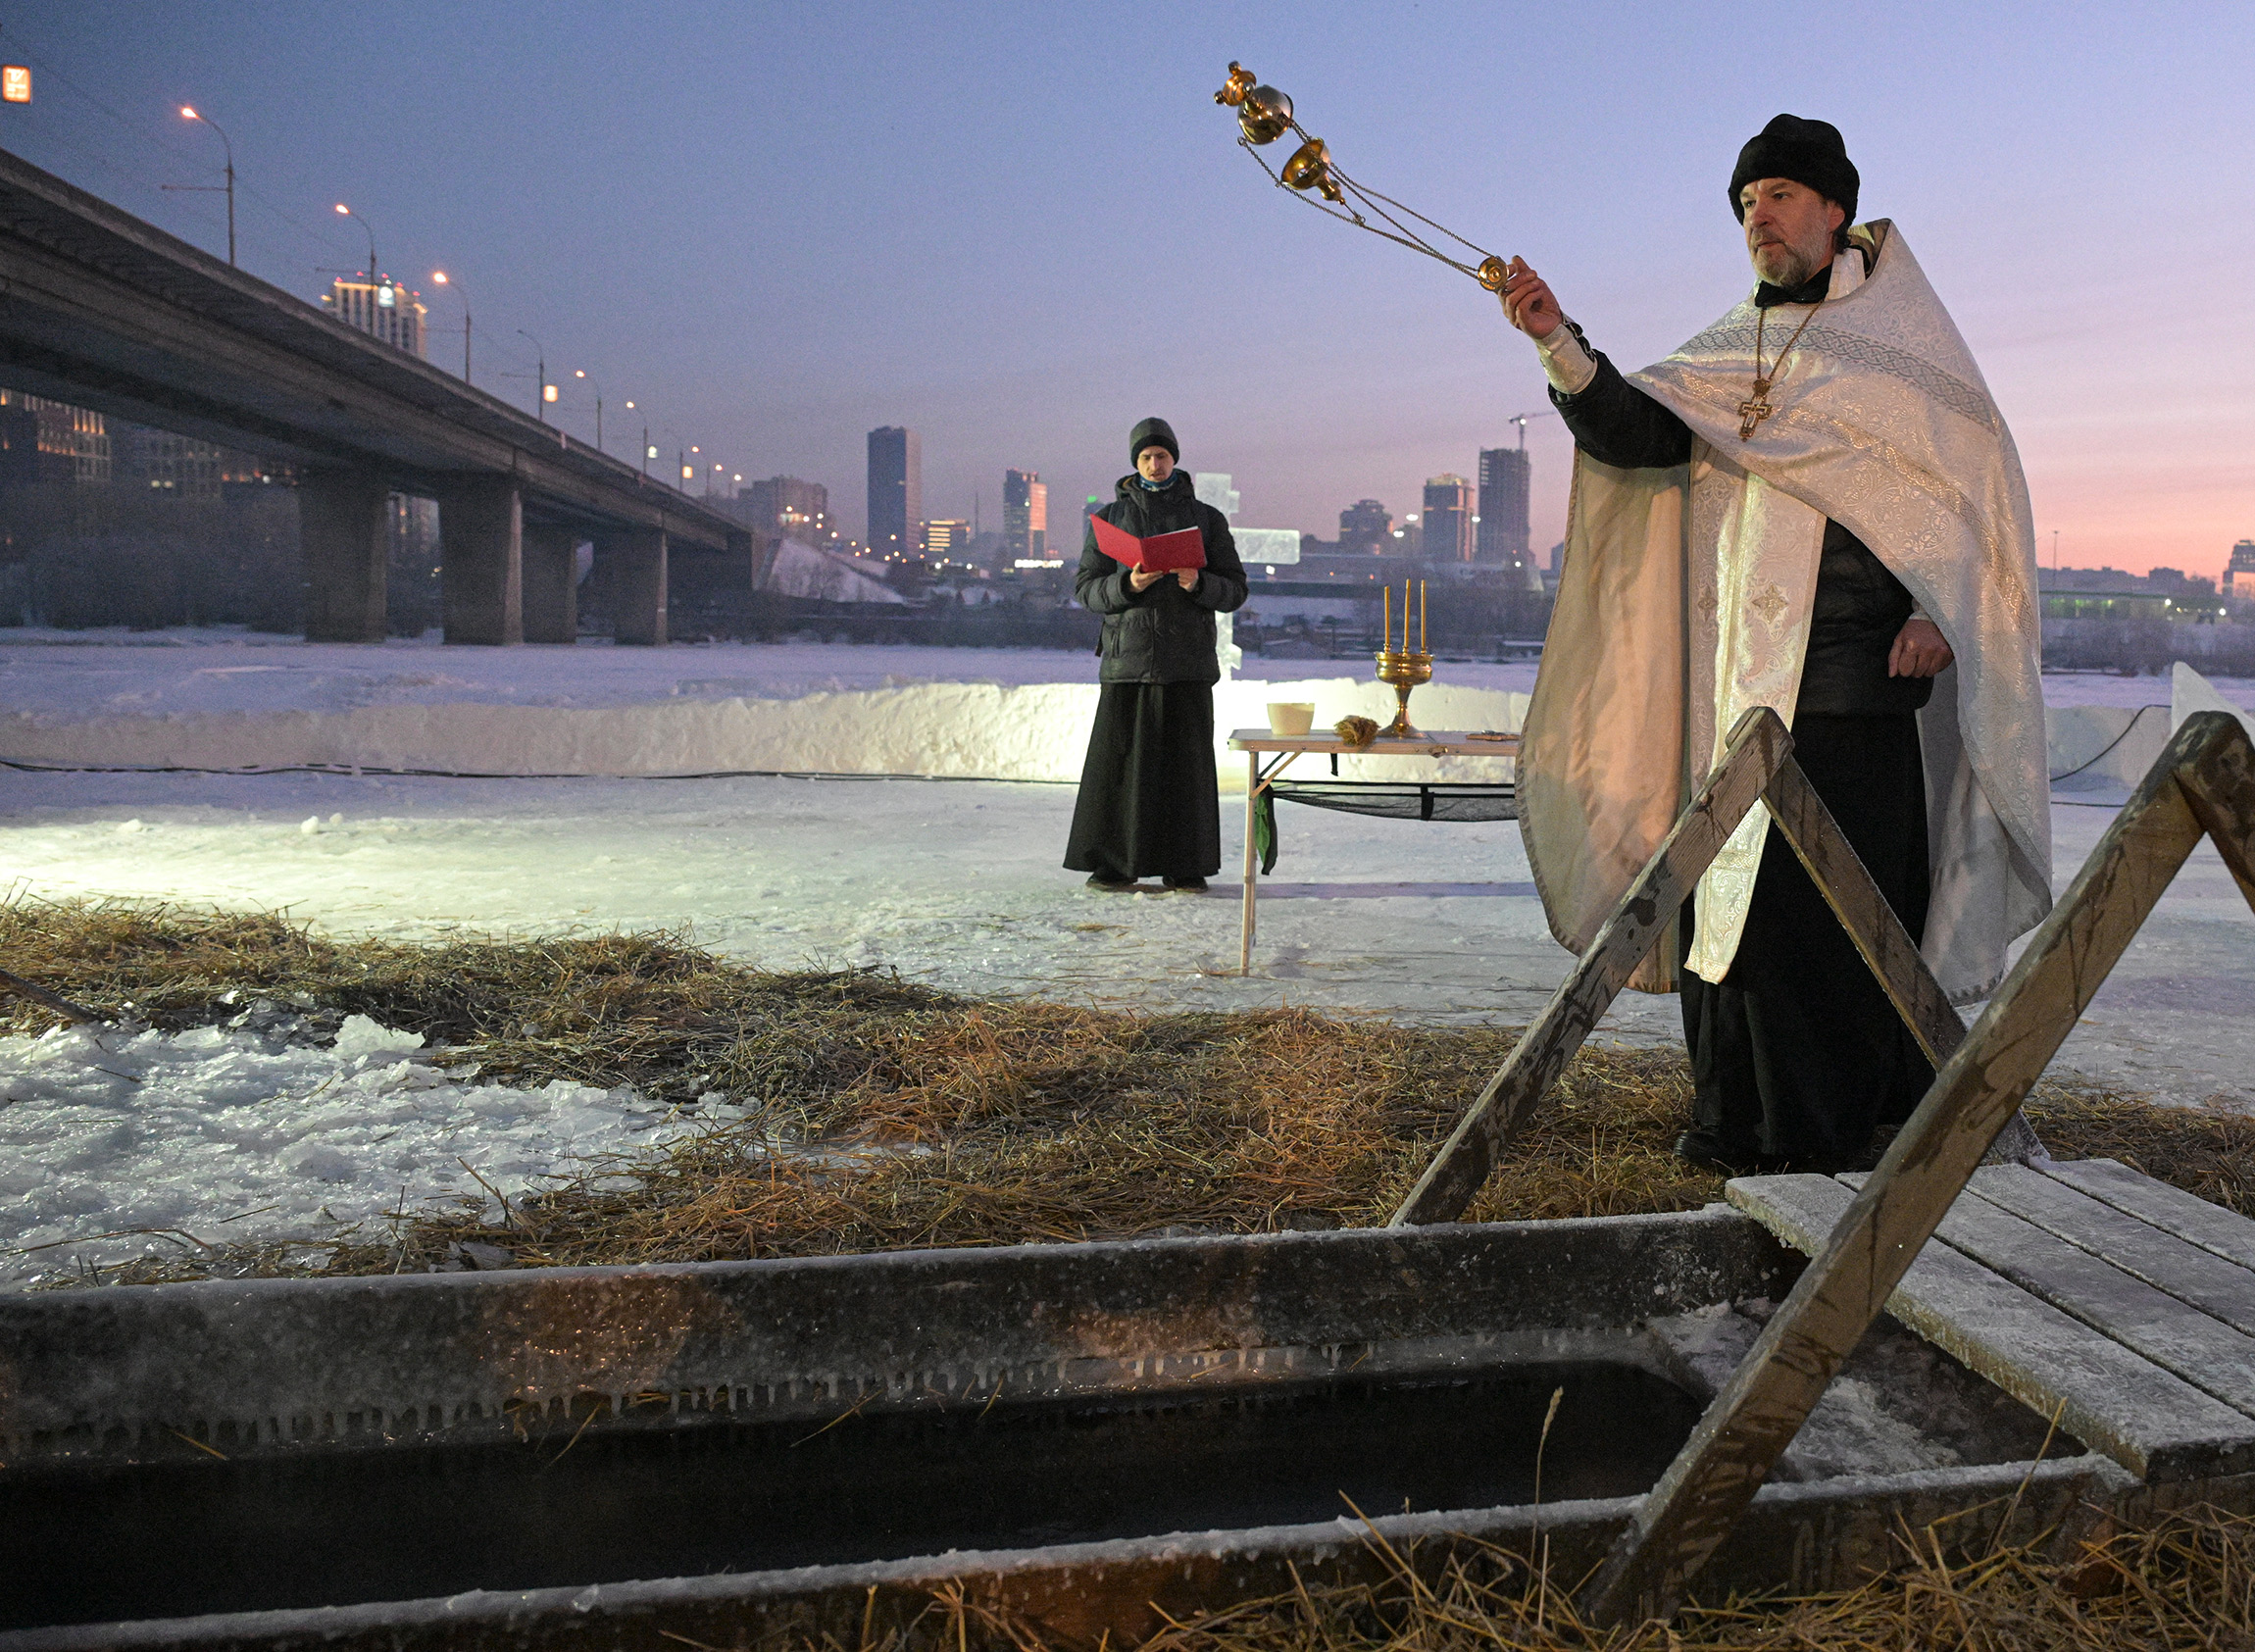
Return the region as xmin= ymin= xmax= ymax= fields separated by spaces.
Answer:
xmin=1498 ymin=256 xmax=1563 ymax=339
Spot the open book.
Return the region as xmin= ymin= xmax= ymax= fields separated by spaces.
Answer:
xmin=1090 ymin=516 xmax=1207 ymax=573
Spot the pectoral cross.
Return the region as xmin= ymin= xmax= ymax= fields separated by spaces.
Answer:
xmin=1736 ymin=377 xmax=1774 ymax=441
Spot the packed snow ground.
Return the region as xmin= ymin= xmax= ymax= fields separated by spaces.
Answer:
xmin=0 ymin=1012 xmax=720 ymax=1286
xmin=3 ymin=636 xmax=2251 ymax=1288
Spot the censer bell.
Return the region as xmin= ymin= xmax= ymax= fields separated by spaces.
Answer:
xmin=1213 ymin=60 xmax=1510 ymax=291
xmin=1279 ymin=137 xmax=1343 ymax=204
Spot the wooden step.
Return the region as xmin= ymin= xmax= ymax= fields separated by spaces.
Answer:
xmin=1726 ymin=1172 xmax=2255 ymax=1480
xmin=1966 ymin=1163 xmax=2255 ymax=1339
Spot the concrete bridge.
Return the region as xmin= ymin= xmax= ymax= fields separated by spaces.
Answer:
xmin=0 ymin=145 xmax=752 ymax=644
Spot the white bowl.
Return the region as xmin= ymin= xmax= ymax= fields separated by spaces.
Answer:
xmin=1266 ymin=701 xmax=1316 ymax=736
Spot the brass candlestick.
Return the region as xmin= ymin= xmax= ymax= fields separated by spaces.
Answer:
xmin=1375 ymin=650 xmax=1432 ymax=738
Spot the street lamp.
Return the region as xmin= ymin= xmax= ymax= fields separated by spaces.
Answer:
xmin=573 ymin=369 xmax=605 ymax=453
xmin=332 ymin=202 xmax=377 ymax=277
xmin=626 ymin=400 xmax=651 ymax=476
xmin=170 ymin=107 xmax=236 ymax=266
xmin=430 ymin=271 xmax=472 ymax=382
xmin=517 ymin=329 xmax=550 ymax=422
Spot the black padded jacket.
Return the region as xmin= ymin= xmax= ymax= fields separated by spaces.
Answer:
xmin=1075 ymin=471 xmax=1248 ymax=685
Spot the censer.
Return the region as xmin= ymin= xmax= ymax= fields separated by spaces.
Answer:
xmin=1217 ymin=64 xmax=1494 ymax=738
xmin=1213 ymin=62 xmax=1513 ymax=293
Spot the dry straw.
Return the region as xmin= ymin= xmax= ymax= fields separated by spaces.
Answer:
xmin=5 ymin=896 xmax=2250 ymax=1284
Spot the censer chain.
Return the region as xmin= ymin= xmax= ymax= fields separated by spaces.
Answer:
xmin=1239 ymin=136 xmax=1499 ymax=284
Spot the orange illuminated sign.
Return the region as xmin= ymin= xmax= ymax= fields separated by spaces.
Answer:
xmin=1 ymin=67 xmax=30 ymax=104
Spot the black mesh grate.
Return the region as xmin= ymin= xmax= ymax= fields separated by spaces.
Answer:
xmin=1269 ymin=779 xmax=1518 ymax=823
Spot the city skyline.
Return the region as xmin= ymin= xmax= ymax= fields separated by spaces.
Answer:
xmin=5 ymin=2 xmax=2250 ymax=577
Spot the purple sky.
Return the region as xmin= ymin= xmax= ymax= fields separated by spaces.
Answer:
xmin=7 ymin=1 xmax=2251 ymax=576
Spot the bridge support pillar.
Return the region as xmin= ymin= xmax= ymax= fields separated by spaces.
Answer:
xmin=437 ymin=477 xmax=524 ymax=645
xmin=299 ymin=471 xmax=389 ymax=643
xmin=595 ymin=526 xmax=668 ymax=646
xmin=521 ymin=524 xmax=579 ymax=644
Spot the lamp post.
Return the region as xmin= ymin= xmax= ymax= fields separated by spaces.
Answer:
xmin=332 ymin=202 xmax=376 ymax=277
xmin=430 ymin=271 xmax=472 ymax=382
xmin=626 ymin=400 xmax=650 ymax=476
xmin=664 ymin=430 xmax=696 ymax=494
xmin=517 ymin=329 xmax=550 ymax=422
xmin=573 ymin=370 xmax=605 ymax=453
xmin=171 ymin=107 xmax=235 ymax=266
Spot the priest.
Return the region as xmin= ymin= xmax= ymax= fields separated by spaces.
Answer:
xmin=1499 ymin=115 xmax=2050 ymax=1173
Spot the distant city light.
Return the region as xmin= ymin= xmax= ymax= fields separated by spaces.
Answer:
xmin=542 ymin=384 xmax=558 ymax=403
xmin=681 ymin=464 xmax=694 ymax=479
xmin=333 ymin=203 xmax=349 ymax=215
xmin=431 ymin=271 xmax=448 ymax=284
xmin=646 ymin=444 xmax=658 ymax=460
xmin=179 ymin=105 xmax=198 ymax=120
xmin=3 ymin=67 xmax=31 ymax=104
xmin=575 ymin=369 xmax=586 ymax=378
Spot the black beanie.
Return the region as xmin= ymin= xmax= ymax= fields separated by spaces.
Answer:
xmin=1128 ymin=416 xmax=1178 ymax=467
xmin=1729 ymin=114 xmax=1858 ymax=224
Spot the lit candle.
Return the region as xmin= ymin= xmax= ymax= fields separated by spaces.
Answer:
xmin=1420 ymin=580 xmax=1428 ymax=653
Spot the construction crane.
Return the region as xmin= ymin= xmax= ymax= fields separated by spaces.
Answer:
xmin=1507 ymin=409 xmax=1559 ymax=449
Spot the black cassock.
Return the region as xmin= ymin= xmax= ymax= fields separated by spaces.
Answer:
xmin=1063 ymin=682 xmax=1221 ymax=880
xmin=1062 ymin=469 xmax=1248 ymax=882
xmin=1550 ymin=266 xmax=1935 ymax=1169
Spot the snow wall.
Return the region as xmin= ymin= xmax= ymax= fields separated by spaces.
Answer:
xmin=2 ymin=677 xmax=1529 ymax=790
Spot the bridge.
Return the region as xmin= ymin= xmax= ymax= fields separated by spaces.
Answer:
xmin=0 ymin=145 xmax=752 ymax=644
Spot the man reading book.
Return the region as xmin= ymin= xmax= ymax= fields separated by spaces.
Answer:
xmin=1064 ymin=416 xmax=1248 ymax=891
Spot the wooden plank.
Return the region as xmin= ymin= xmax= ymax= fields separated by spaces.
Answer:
xmin=2170 ymin=708 xmax=2255 ymax=916
xmin=1725 ymin=1172 xmax=2255 ymax=1482
xmin=1964 ymin=1163 xmax=2255 ymax=1339
xmin=1760 ymin=755 xmax=2043 ymax=1166
xmin=2042 ymin=1157 xmax=2255 ymax=1274
xmin=1387 ymin=707 xmax=1791 ymax=1227
xmin=1842 ymin=1170 xmax=2255 ymax=1418
xmin=1579 ymin=710 xmax=2238 ymax=1628
xmin=1227 ymin=730 xmax=1520 ymax=757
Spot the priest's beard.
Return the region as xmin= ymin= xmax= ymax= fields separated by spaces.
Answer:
xmin=1749 ymin=224 xmax=1833 ymax=288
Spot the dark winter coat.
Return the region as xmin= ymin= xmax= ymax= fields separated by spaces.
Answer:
xmin=1075 ymin=471 xmax=1248 ymax=684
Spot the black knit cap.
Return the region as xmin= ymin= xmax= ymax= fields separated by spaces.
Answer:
xmin=1128 ymin=416 xmax=1178 ymax=467
xmin=1729 ymin=114 xmax=1859 ymax=224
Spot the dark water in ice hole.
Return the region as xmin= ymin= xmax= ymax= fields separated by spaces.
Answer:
xmin=3 ymin=1361 xmax=1700 ymax=1631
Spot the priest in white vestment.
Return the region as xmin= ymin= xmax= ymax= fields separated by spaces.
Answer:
xmin=1499 ymin=115 xmax=2050 ymax=1174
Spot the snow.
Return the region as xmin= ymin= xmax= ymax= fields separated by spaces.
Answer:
xmin=3 ymin=635 xmax=2251 ymax=1290
xmin=0 ymin=1011 xmax=709 ymax=1286
xmin=0 ymin=634 xmax=1532 ymax=781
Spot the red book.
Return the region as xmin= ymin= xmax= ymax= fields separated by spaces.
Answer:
xmin=1091 ymin=515 xmax=1207 ymax=573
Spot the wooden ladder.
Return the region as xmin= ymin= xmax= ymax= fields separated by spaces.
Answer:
xmin=1393 ymin=705 xmax=2255 ymax=1627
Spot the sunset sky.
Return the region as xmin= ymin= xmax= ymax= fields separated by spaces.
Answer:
xmin=8 ymin=1 xmax=2250 ymax=576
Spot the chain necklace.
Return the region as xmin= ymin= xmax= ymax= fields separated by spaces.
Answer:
xmin=1737 ymin=292 xmax=1824 ymax=441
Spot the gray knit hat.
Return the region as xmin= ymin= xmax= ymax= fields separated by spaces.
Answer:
xmin=1128 ymin=416 xmax=1178 ymax=467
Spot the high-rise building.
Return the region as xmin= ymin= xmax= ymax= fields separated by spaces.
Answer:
xmin=321 ymin=275 xmax=426 ymax=357
xmin=0 ymin=389 xmax=108 ymax=483
xmin=924 ymin=519 xmax=971 ymax=560
xmin=1003 ymin=468 xmax=1048 ymax=562
xmin=741 ymin=476 xmax=831 ymax=542
xmin=1338 ymin=499 xmax=1392 ymax=554
xmin=113 ymin=426 xmax=225 ymax=499
xmin=1422 ymin=474 xmax=1474 ymax=563
xmin=868 ymin=427 xmax=922 ymax=555
xmin=2228 ymin=539 xmax=2255 ymax=601
xmin=1476 ymin=448 xmax=1531 ymax=565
